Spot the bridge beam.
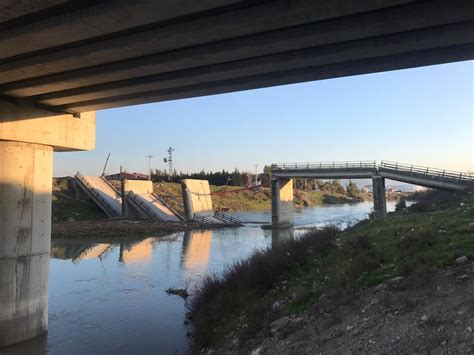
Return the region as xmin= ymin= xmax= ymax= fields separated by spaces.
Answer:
xmin=271 ymin=178 xmax=294 ymax=228
xmin=0 ymin=100 xmax=95 ymax=347
xmin=372 ymin=176 xmax=387 ymax=218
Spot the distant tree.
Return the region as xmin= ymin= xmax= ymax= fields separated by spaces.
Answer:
xmin=332 ymin=180 xmax=346 ymax=195
xmin=346 ymin=180 xmax=360 ymax=198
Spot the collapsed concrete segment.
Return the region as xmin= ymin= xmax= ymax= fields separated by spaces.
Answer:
xmin=0 ymin=100 xmax=96 ymax=347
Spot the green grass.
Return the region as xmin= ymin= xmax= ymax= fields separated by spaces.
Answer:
xmin=189 ymin=192 xmax=474 ymax=348
xmin=52 ymin=192 xmax=105 ymax=222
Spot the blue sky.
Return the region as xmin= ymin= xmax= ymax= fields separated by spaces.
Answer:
xmin=54 ymin=61 xmax=473 ymax=177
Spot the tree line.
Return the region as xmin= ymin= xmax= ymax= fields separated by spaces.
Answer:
xmin=151 ymin=166 xmax=362 ymax=196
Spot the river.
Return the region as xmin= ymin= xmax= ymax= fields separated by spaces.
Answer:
xmin=3 ymin=201 xmax=395 ymax=354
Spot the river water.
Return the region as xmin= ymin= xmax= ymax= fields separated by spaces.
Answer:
xmin=4 ymin=201 xmax=395 ymax=354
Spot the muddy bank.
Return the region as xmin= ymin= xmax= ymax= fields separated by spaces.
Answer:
xmin=206 ymin=262 xmax=474 ymax=354
xmin=52 ymin=219 xmax=236 ymax=238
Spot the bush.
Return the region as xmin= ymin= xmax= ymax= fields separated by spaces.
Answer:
xmin=189 ymin=227 xmax=338 ymax=346
xmin=395 ymin=199 xmax=407 ymax=211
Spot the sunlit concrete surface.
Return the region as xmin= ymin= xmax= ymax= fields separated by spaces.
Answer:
xmin=271 ymin=178 xmax=294 ymax=227
xmin=0 ymin=141 xmax=52 ymax=346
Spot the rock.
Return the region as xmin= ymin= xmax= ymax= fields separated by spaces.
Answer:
xmin=232 ymin=338 xmax=240 ymax=347
xmin=270 ymin=317 xmax=290 ymax=333
xmin=272 ymin=301 xmax=283 ymax=312
xmin=468 ymin=327 xmax=473 ymax=333
xmin=251 ymin=347 xmax=264 ymax=355
xmin=374 ymin=283 xmax=388 ymax=291
xmin=346 ymin=325 xmax=354 ymax=331
xmin=387 ymin=276 xmax=405 ymax=286
xmin=421 ymin=315 xmax=429 ymax=322
xmin=455 ymin=256 xmax=469 ymax=264
xmin=66 ymin=217 xmax=75 ymax=223
xmin=460 ymin=202 xmax=466 ymax=207
xmin=291 ymin=288 xmax=311 ymax=304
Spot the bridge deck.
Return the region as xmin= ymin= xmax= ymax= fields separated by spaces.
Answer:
xmin=272 ymin=161 xmax=474 ymax=192
xmin=0 ymin=1 xmax=473 ymax=114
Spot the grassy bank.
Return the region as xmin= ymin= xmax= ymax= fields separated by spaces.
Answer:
xmin=188 ymin=191 xmax=474 ymax=349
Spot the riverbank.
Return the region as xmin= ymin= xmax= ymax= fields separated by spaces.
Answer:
xmin=52 ymin=178 xmax=406 ymax=223
xmin=51 ymin=219 xmax=236 ymax=238
xmin=188 ymin=191 xmax=474 ymax=353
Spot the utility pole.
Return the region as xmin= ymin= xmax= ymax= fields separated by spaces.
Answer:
xmin=254 ymin=164 xmax=259 ymax=185
xmin=146 ymin=155 xmax=154 ymax=181
xmin=253 ymin=164 xmax=260 ymax=192
xmin=163 ymin=146 xmax=175 ymax=181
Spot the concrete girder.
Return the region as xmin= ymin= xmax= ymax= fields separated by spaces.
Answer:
xmin=0 ymin=3 xmax=474 ymax=97
xmin=0 ymin=0 xmax=242 ymax=59
xmin=26 ymin=21 xmax=474 ymax=107
xmin=52 ymin=43 xmax=474 ymax=113
xmin=0 ymin=0 xmax=420 ymax=85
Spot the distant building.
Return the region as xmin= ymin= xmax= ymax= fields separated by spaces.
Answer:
xmin=105 ymin=172 xmax=148 ymax=180
xmin=361 ymin=185 xmax=372 ymax=193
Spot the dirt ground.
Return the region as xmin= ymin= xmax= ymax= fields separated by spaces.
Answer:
xmin=52 ymin=219 xmax=235 ymax=238
xmin=205 ymin=261 xmax=474 ymax=354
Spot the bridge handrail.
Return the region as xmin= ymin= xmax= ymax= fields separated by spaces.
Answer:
xmin=127 ymin=191 xmax=163 ymax=221
xmin=214 ymin=210 xmax=243 ymax=225
xmin=153 ymin=191 xmax=185 ymax=220
xmin=380 ymin=161 xmax=474 ymax=183
xmin=193 ymin=213 xmax=217 ymax=225
xmin=272 ymin=160 xmax=377 ymax=171
xmin=75 ymin=172 xmax=119 ymax=217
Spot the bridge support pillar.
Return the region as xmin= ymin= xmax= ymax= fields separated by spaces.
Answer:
xmin=0 ymin=100 xmax=95 ymax=347
xmin=271 ymin=178 xmax=294 ymax=228
xmin=372 ymin=176 xmax=387 ymax=218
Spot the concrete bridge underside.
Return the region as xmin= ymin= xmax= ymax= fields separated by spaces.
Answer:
xmin=1 ymin=0 xmax=474 ymax=347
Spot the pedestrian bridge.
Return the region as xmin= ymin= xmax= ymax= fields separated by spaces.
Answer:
xmin=270 ymin=161 xmax=473 ymax=227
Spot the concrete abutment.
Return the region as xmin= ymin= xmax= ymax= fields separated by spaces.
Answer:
xmin=0 ymin=100 xmax=95 ymax=347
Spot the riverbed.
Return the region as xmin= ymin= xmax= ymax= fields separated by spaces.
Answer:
xmin=3 ymin=201 xmax=395 ymax=354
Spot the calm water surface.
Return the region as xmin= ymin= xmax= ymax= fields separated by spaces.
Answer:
xmin=4 ymin=202 xmax=395 ymax=355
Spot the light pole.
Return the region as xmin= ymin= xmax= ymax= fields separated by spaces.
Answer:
xmin=254 ymin=163 xmax=260 ymax=185
xmin=146 ymin=155 xmax=154 ymax=181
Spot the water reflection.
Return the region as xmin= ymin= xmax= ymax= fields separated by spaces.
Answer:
xmin=119 ymin=238 xmax=155 ymax=264
xmin=3 ymin=203 xmax=393 ymax=354
xmin=181 ymin=230 xmax=213 ymax=274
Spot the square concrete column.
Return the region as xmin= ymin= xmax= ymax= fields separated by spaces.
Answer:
xmin=372 ymin=176 xmax=387 ymax=218
xmin=0 ymin=100 xmax=95 ymax=347
xmin=271 ymin=178 xmax=294 ymax=228
xmin=0 ymin=141 xmax=53 ymax=346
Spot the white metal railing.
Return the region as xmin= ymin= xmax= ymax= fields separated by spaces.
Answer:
xmin=380 ymin=161 xmax=474 ymax=183
xmin=127 ymin=191 xmax=162 ymax=221
xmin=271 ymin=161 xmax=377 ymax=170
xmin=214 ymin=210 xmax=243 ymax=225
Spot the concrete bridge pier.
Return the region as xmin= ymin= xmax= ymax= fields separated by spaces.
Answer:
xmin=0 ymin=100 xmax=95 ymax=347
xmin=271 ymin=178 xmax=294 ymax=228
xmin=372 ymin=176 xmax=387 ymax=218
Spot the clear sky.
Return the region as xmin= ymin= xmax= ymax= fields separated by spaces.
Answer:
xmin=54 ymin=61 xmax=473 ymax=177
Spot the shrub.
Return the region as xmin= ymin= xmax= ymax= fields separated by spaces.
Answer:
xmin=188 ymin=227 xmax=338 ymax=346
xmin=395 ymin=199 xmax=407 ymax=211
